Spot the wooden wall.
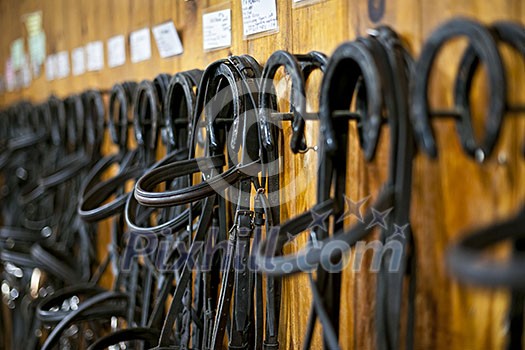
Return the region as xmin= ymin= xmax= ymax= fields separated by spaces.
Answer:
xmin=0 ymin=0 xmax=524 ymax=349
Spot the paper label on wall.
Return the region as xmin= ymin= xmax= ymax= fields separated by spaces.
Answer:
xmin=20 ymin=56 xmax=32 ymax=87
xmin=107 ymin=35 xmax=126 ymax=68
xmin=45 ymin=54 xmax=57 ymax=81
xmin=152 ymin=21 xmax=183 ymax=58
xmin=28 ymin=32 xmax=46 ymax=72
xmin=130 ymin=28 xmax=152 ymax=63
xmin=241 ymin=0 xmax=278 ymax=37
xmin=86 ymin=41 xmax=104 ymax=71
xmin=11 ymin=38 xmax=25 ymax=70
xmin=55 ymin=51 xmax=70 ymax=79
xmin=203 ymin=9 xmax=232 ymax=50
xmin=22 ymin=11 xmax=43 ymax=37
xmin=71 ymin=47 xmax=86 ymax=76
xmin=5 ymin=59 xmax=16 ymax=91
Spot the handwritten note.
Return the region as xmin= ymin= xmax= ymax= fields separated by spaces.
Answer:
xmin=203 ymin=9 xmax=232 ymax=50
xmin=241 ymin=0 xmax=278 ymax=37
xmin=152 ymin=22 xmax=183 ymax=58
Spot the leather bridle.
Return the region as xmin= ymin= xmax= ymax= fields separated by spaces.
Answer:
xmin=412 ymin=20 xmax=525 ymax=350
xmin=255 ymin=28 xmax=416 ymax=350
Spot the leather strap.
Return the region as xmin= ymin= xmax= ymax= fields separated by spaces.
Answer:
xmin=411 ymin=18 xmax=506 ymax=159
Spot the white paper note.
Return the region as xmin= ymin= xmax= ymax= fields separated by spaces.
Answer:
xmin=107 ymin=35 xmax=126 ymax=68
xmin=45 ymin=54 xmax=57 ymax=81
xmin=203 ymin=9 xmax=232 ymax=50
xmin=241 ymin=0 xmax=278 ymax=37
xmin=152 ymin=22 xmax=183 ymax=58
xmin=11 ymin=38 xmax=25 ymax=70
xmin=5 ymin=59 xmax=16 ymax=91
xmin=130 ymin=28 xmax=152 ymax=63
xmin=86 ymin=41 xmax=104 ymax=71
xmin=55 ymin=51 xmax=70 ymax=79
xmin=28 ymin=32 xmax=46 ymax=69
xmin=71 ymin=47 xmax=85 ymax=76
xmin=21 ymin=56 xmax=32 ymax=87
xmin=23 ymin=11 xmax=43 ymax=37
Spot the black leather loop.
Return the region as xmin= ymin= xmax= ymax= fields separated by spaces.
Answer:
xmin=64 ymin=94 xmax=85 ymax=151
xmin=30 ymin=243 xmax=82 ymax=283
xmin=259 ymin=50 xmax=327 ymax=153
xmin=134 ymin=156 xmax=261 ymax=207
xmin=447 ymin=207 xmax=525 ymax=289
xmin=41 ymin=291 xmax=129 ymax=350
xmin=411 ymin=18 xmax=506 ymax=159
xmin=134 ymin=80 xmax=162 ymax=152
xmin=108 ymin=82 xmax=138 ymax=149
xmin=319 ymin=40 xmax=383 ymax=160
xmin=45 ymin=96 xmax=67 ymax=147
xmin=36 ymin=283 xmax=106 ymax=323
xmin=82 ymin=89 xmax=106 ymax=158
xmin=164 ymin=70 xmax=202 ymax=152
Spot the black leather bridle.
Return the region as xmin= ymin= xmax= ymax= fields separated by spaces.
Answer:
xmin=255 ymin=28 xmax=416 ymax=350
xmin=411 ymin=19 xmax=525 ymax=350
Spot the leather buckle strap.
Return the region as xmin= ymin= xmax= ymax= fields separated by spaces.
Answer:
xmin=154 ymin=55 xmax=262 ymax=349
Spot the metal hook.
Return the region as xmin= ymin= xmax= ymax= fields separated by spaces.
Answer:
xmin=297 ymin=145 xmax=318 ymax=154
